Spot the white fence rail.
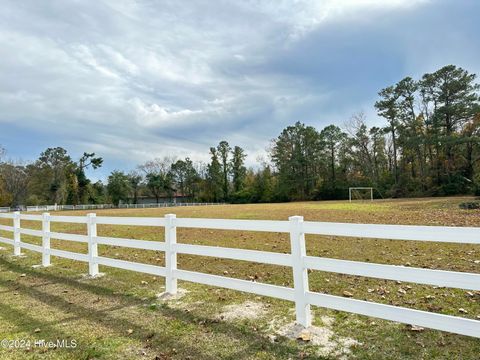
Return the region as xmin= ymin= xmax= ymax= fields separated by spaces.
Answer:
xmin=0 ymin=212 xmax=478 ymax=338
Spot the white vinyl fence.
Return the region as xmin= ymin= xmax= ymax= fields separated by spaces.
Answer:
xmin=24 ymin=202 xmax=225 ymax=212
xmin=25 ymin=204 xmax=114 ymax=212
xmin=117 ymin=202 xmax=225 ymax=209
xmin=0 ymin=212 xmax=478 ymax=338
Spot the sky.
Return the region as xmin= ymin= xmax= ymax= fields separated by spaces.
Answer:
xmin=1 ymin=0 xmax=479 ymax=180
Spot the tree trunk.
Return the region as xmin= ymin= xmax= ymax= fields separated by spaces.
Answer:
xmin=331 ymin=146 xmax=335 ymax=186
xmin=391 ymin=124 xmax=398 ymax=185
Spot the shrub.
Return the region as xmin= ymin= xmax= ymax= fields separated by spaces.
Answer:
xmin=459 ymin=201 xmax=480 ymax=210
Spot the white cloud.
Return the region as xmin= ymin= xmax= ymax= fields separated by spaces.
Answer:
xmin=129 ymin=98 xmax=206 ymax=127
xmin=238 ymin=0 xmax=429 ymax=39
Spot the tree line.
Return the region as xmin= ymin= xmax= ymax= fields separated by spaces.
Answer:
xmin=1 ymin=65 xmax=479 ymax=206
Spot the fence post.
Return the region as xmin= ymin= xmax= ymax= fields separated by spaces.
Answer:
xmin=13 ymin=211 xmax=21 ymax=256
xmin=42 ymin=212 xmax=51 ymax=266
xmin=165 ymin=214 xmax=177 ymax=294
xmin=289 ymin=215 xmax=311 ymax=328
xmin=87 ymin=213 xmax=99 ymax=276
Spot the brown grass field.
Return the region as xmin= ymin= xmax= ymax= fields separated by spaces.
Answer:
xmin=0 ymin=197 xmax=479 ymax=359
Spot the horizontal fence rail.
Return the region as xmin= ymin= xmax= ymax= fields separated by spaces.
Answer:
xmin=0 ymin=211 xmax=478 ymax=338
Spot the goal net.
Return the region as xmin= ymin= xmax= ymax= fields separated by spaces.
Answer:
xmin=349 ymin=187 xmax=373 ymax=202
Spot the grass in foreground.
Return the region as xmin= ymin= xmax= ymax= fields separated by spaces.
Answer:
xmin=0 ymin=197 xmax=479 ymax=359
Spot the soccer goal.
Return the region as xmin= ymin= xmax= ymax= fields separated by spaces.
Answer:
xmin=349 ymin=187 xmax=373 ymax=202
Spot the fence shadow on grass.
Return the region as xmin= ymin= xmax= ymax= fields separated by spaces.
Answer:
xmin=0 ymin=256 xmax=303 ymax=360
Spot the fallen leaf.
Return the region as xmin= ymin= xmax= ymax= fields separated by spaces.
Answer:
xmin=34 ymin=328 xmax=41 ymax=333
xmin=377 ymin=287 xmax=390 ymax=295
xmin=127 ymin=329 xmax=134 ymax=335
xmin=407 ymin=324 xmax=424 ymax=332
xmin=297 ymin=330 xmax=311 ymax=342
xmin=458 ymin=308 xmax=468 ymax=314
xmin=343 ymin=291 xmax=354 ymax=298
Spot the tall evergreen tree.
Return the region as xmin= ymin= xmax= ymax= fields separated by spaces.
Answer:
xmin=107 ymin=171 xmax=131 ymax=206
xmin=207 ymin=148 xmax=223 ymax=201
xmin=217 ymin=141 xmax=231 ymax=200
xmin=271 ymin=122 xmax=322 ymax=200
xmin=420 ymin=65 xmax=480 ymax=182
xmin=320 ymin=124 xmax=347 ymax=188
xmin=231 ymin=146 xmax=247 ymax=193
xmin=375 ymin=86 xmax=400 ymax=186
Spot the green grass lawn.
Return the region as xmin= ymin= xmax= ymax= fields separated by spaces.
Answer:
xmin=0 ymin=197 xmax=479 ymax=359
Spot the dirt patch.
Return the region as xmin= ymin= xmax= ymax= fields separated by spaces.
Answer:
xmin=80 ymin=272 xmax=105 ymax=280
xmin=218 ymin=300 xmax=267 ymax=321
xmin=156 ymin=287 xmax=188 ymax=301
xmin=320 ymin=315 xmax=335 ymax=327
xmin=274 ymin=317 xmax=360 ymax=358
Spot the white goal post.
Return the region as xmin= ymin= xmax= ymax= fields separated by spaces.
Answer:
xmin=349 ymin=187 xmax=373 ymax=202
